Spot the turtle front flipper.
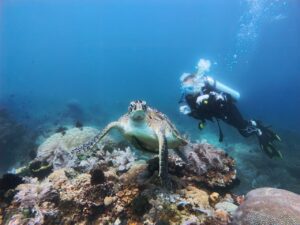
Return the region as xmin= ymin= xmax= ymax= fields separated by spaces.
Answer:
xmin=71 ymin=122 xmax=123 ymax=155
xmin=157 ymin=130 xmax=171 ymax=189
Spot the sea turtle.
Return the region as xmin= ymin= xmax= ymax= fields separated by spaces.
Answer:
xmin=71 ymin=100 xmax=188 ymax=187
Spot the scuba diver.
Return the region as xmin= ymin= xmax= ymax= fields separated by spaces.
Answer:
xmin=179 ymin=59 xmax=282 ymax=158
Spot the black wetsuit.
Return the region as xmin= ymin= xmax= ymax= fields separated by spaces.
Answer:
xmin=184 ymin=89 xmax=252 ymax=139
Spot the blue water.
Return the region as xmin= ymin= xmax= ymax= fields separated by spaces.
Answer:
xmin=1 ymin=0 xmax=300 ymax=191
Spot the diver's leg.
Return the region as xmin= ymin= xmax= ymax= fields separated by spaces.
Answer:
xmin=223 ymin=103 xmax=282 ymax=158
xmin=222 ymin=103 xmax=253 ymax=137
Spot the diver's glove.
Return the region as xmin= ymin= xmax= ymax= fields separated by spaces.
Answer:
xmin=179 ymin=105 xmax=191 ymax=115
xmin=255 ymin=121 xmax=282 ymax=159
xmin=210 ymin=91 xmax=227 ymax=103
xmin=196 ymin=94 xmax=210 ymax=105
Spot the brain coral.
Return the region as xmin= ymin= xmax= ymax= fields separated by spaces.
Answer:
xmin=232 ymin=187 xmax=300 ymax=225
xmin=36 ymin=127 xmax=99 ymax=169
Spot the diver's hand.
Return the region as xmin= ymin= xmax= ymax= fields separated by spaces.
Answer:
xmin=210 ymin=91 xmax=226 ymax=102
xmin=179 ymin=105 xmax=191 ymax=115
xmin=196 ymin=94 xmax=209 ymax=105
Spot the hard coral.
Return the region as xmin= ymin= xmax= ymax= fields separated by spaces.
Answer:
xmin=171 ymin=143 xmax=236 ymax=188
xmin=232 ymin=188 xmax=300 ymax=225
xmin=36 ymin=127 xmax=99 ymax=169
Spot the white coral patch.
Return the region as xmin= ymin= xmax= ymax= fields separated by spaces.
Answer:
xmin=36 ymin=127 xmax=99 ymax=168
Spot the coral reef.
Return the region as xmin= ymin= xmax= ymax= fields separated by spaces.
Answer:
xmin=3 ymin=125 xmax=299 ymax=225
xmin=1 ymin=133 xmax=243 ymax=224
xmin=2 ymin=140 xmax=241 ymax=224
xmin=1 ymin=102 xmax=300 ymax=225
xmin=232 ymin=187 xmax=300 ymax=225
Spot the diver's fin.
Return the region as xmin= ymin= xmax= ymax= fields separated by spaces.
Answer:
xmin=256 ymin=121 xmax=282 ymax=159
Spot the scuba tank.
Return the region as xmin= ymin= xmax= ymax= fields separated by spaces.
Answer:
xmin=205 ymin=76 xmax=240 ymax=101
xmin=195 ymin=59 xmax=241 ymax=101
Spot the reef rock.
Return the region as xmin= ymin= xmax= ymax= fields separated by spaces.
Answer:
xmin=232 ymin=187 xmax=300 ymax=225
xmin=183 ymin=185 xmax=210 ymax=209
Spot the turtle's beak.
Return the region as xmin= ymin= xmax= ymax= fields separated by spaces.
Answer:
xmin=131 ymin=110 xmax=146 ymax=121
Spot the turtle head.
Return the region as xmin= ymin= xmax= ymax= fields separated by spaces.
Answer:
xmin=128 ymin=100 xmax=147 ymax=121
